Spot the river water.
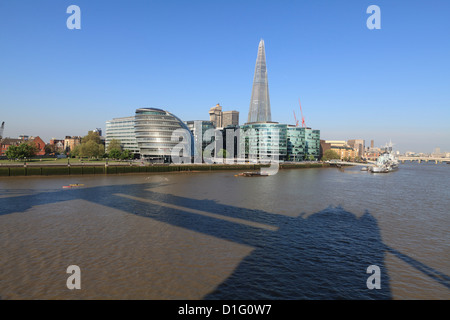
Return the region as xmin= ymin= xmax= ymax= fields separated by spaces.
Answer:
xmin=0 ymin=163 xmax=448 ymax=299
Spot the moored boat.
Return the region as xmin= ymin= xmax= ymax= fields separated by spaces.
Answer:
xmin=235 ymin=171 xmax=269 ymax=177
xmin=369 ymin=142 xmax=399 ymax=173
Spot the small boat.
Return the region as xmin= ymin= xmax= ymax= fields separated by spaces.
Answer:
xmin=235 ymin=171 xmax=269 ymax=177
xmin=62 ymin=184 xmax=84 ymax=189
xmin=361 ymin=167 xmax=368 ymax=171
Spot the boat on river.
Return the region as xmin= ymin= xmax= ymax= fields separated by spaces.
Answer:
xmin=235 ymin=172 xmax=269 ymax=177
xmin=62 ymin=184 xmax=85 ymax=189
xmin=369 ymin=142 xmax=399 ymax=173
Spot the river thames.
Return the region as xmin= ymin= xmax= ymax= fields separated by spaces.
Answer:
xmin=0 ymin=162 xmax=448 ymax=299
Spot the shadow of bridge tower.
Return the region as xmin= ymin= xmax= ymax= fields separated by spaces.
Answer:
xmin=3 ymin=181 xmax=447 ymax=299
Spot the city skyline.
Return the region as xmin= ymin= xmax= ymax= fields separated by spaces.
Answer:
xmin=1 ymin=1 xmax=449 ymax=153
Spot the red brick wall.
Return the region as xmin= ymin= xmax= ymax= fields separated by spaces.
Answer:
xmin=31 ymin=136 xmax=46 ymax=156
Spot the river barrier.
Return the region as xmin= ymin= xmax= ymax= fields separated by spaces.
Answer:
xmin=0 ymin=162 xmax=329 ymax=176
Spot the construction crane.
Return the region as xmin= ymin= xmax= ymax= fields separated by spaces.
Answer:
xmin=293 ymin=99 xmax=307 ymax=128
xmin=293 ymin=110 xmax=299 ymax=127
xmin=0 ymin=122 xmax=4 ymax=139
xmin=298 ymin=99 xmax=306 ymax=127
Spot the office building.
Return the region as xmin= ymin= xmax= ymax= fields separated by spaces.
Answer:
xmin=208 ymin=104 xmax=239 ymax=128
xmin=240 ymin=122 xmax=287 ymax=161
xmin=325 ymin=140 xmax=357 ymax=161
xmin=185 ymin=120 xmax=215 ymax=158
xmin=304 ymin=128 xmax=321 ymax=160
xmin=106 ymin=108 xmax=193 ymax=162
xmin=105 ymin=116 xmax=139 ymax=154
xmin=209 ymin=104 xmax=223 ymax=128
xmin=135 ymin=108 xmax=193 ymax=162
xmin=347 ymin=139 xmax=365 ymax=158
xmin=248 ymin=39 xmax=271 ymax=123
xmin=222 ymin=111 xmax=239 ymax=127
xmin=286 ymin=126 xmax=306 ymax=161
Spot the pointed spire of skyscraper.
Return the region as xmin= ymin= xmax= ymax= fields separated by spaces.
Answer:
xmin=247 ymin=39 xmax=271 ymax=123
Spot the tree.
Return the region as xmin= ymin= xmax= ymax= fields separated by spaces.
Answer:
xmin=322 ymin=149 xmax=340 ymax=161
xmin=80 ymin=140 xmax=104 ymax=158
xmin=120 ymin=149 xmax=133 ymax=160
xmin=82 ymin=131 xmax=101 ymax=145
xmin=5 ymin=145 xmax=19 ymax=160
xmin=108 ymin=139 xmax=122 ymax=152
xmin=75 ymin=132 xmax=105 ymax=159
xmin=5 ymin=142 xmax=37 ymax=160
xmin=70 ymin=145 xmax=81 ymax=158
xmin=218 ymin=148 xmax=230 ymax=159
xmin=109 ymin=148 xmax=122 ymax=160
xmin=44 ymin=144 xmax=53 ymax=155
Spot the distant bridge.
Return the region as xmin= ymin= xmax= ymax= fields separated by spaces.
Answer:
xmin=397 ymin=156 xmax=450 ymax=164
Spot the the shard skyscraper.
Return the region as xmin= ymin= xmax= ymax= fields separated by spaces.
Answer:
xmin=247 ymin=39 xmax=271 ymax=123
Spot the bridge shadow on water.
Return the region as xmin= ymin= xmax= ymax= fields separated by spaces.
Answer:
xmin=1 ymin=181 xmax=448 ymax=299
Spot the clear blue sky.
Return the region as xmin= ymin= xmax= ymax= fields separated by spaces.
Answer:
xmin=1 ymin=0 xmax=449 ymax=153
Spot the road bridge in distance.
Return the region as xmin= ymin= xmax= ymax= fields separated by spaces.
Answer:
xmin=397 ymin=156 xmax=450 ymax=164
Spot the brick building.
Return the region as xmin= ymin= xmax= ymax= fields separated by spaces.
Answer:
xmin=0 ymin=138 xmax=21 ymax=156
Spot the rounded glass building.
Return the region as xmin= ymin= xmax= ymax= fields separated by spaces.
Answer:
xmin=134 ymin=108 xmax=193 ymax=162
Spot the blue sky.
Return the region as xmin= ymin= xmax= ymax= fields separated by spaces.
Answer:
xmin=0 ymin=0 xmax=449 ymax=153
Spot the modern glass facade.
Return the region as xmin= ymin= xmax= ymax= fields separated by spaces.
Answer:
xmin=135 ymin=108 xmax=193 ymax=162
xmin=240 ymin=123 xmax=287 ymax=162
xmin=248 ymin=39 xmax=271 ymax=123
xmin=286 ymin=126 xmax=306 ymax=161
xmin=105 ymin=108 xmax=193 ymax=162
xmin=105 ymin=116 xmax=139 ymax=154
xmin=239 ymin=124 xmax=320 ymax=162
xmin=305 ymin=128 xmax=320 ymax=160
xmin=184 ymin=120 xmax=215 ymax=158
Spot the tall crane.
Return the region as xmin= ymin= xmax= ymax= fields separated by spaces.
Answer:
xmin=0 ymin=122 xmax=4 ymax=139
xmin=293 ymin=111 xmax=299 ymax=127
xmin=298 ymin=99 xmax=306 ymax=128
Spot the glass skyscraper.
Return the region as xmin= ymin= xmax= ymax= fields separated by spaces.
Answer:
xmin=239 ymin=39 xmax=321 ymax=162
xmin=247 ymin=39 xmax=271 ymax=123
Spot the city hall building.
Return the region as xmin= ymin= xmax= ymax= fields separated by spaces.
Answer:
xmin=106 ymin=108 xmax=193 ymax=162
